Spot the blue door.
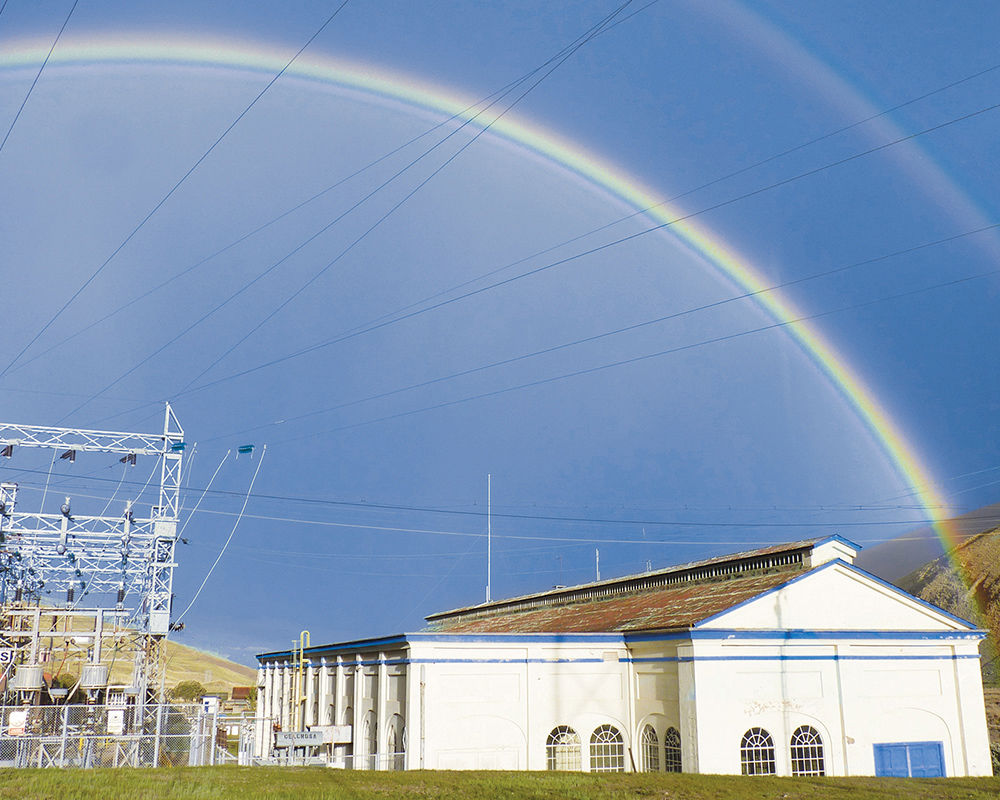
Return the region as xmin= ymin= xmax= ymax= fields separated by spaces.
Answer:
xmin=873 ymin=742 xmax=944 ymax=778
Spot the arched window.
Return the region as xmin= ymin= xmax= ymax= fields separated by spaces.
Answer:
xmin=342 ymin=706 xmax=353 ymax=756
xmin=387 ymin=714 xmax=405 ymax=771
xmin=663 ymin=727 xmax=682 ymax=773
xmin=790 ymin=726 xmax=825 ymax=776
xmin=546 ymin=726 xmax=581 ymax=771
xmin=590 ymin=724 xmax=625 ymax=773
xmin=640 ymin=724 xmax=659 ymax=772
xmin=362 ymin=711 xmax=377 ymax=770
xmin=740 ymin=728 xmax=775 ymax=775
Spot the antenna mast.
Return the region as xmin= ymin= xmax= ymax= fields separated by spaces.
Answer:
xmin=486 ymin=474 xmax=491 ymax=604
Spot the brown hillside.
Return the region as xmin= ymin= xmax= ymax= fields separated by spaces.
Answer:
xmin=898 ymin=526 xmax=1000 ymax=684
xmin=48 ymin=634 xmax=255 ymax=697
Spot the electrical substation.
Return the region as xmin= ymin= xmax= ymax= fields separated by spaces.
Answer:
xmin=0 ymin=405 xmax=222 ymax=767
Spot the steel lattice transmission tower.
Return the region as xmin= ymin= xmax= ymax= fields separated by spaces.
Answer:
xmin=0 ymin=404 xmax=184 ymax=704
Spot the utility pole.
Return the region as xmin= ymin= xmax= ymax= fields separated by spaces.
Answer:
xmin=485 ymin=474 xmax=491 ymax=603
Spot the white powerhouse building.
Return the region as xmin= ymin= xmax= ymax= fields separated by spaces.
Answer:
xmin=255 ymin=536 xmax=992 ymax=777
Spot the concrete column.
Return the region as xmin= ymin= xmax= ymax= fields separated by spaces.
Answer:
xmin=317 ymin=658 xmax=330 ymax=726
xmin=305 ymin=661 xmax=316 ymax=727
xmin=677 ymin=645 xmax=699 ymax=774
xmin=269 ymin=665 xmax=281 ymax=727
xmin=352 ymin=655 xmax=363 ymax=764
xmin=256 ymin=666 xmax=272 ymax=758
xmin=280 ymin=661 xmax=291 ymax=730
xmin=376 ymin=653 xmax=388 ymax=769
xmin=334 ymin=656 xmax=345 ymax=725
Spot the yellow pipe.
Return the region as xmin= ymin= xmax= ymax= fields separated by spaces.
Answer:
xmin=295 ymin=630 xmax=310 ymax=731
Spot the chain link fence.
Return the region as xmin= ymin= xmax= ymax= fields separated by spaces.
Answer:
xmin=0 ymin=703 xmax=219 ymax=768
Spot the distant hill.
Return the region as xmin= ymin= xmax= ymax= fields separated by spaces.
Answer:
xmin=856 ymin=501 xmax=1000 ymax=583
xmin=897 ymin=526 xmax=1000 ymax=685
xmin=53 ymin=635 xmax=256 ymax=697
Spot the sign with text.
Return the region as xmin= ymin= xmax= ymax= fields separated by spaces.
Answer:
xmin=276 ymin=730 xmax=324 ymax=747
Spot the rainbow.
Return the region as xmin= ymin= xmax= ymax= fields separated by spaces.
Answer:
xmin=0 ymin=35 xmax=964 ymax=561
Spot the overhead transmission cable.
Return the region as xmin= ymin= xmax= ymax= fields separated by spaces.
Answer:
xmin=169 ymin=97 xmax=1000 ymax=402
xmin=177 ymin=449 xmax=231 ymax=540
xmin=58 ymin=0 xmax=637 ymax=421
xmin=206 ymin=221 xmax=1000 ymax=441
xmin=267 ymin=265 xmax=1000 ymax=445
xmin=7 ymin=457 xmax=1000 ymax=529
xmin=16 ymin=52 xmax=997 ymax=381
xmin=0 ymin=0 xmax=79 ymax=156
xmin=0 ymin=0 xmax=353 ymax=380
xmin=177 ymin=0 xmax=637 ymax=391
xmin=7 ymin=19 xmax=634 ymax=377
xmin=174 ymin=446 xmax=266 ymax=624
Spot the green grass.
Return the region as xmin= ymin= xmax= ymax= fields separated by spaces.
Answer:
xmin=0 ymin=767 xmax=998 ymax=800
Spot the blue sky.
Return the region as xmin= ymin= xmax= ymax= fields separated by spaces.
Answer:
xmin=0 ymin=1 xmax=998 ymax=663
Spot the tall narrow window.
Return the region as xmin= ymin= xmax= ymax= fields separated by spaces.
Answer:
xmin=363 ymin=711 xmax=377 ymax=770
xmin=590 ymin=724 xmax=625 ymax=772
xmin=790 ymin=726 xmax=825 ymax=776
xmin=640 ymin=724 xmax=659 ymax=772
xmin=546 ymin=726 xmax=581 ymax=771
xmin=386 ymin=714 xmax=405 ymax=771
xmin=741 ymin=728 xmax=776 ymax=775
xmin=663 ymin=727 xmax=682 ymax=773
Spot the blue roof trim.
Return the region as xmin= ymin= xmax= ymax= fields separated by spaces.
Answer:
xmin=264 ymin=652 xmax=979 ymax=668
xmin=692 ymin=558 xmax=844 ymax=628
xmin=692 ymin=558 xmax=978 ymax=631
xmin=256 ymin=631 xmax=628 ymax=662
xmin=626 ymin=629 xmax=984 ymax=643
xmin=813 ymin=533 xmax=862 ymax=552
xmin=258 ymin=626 xmax=984 ymax=662
xmin=836 ymin=560 xmax=981 ymax=629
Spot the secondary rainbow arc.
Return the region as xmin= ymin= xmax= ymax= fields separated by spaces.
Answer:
xmin=0 ymin=35 xmax=962 ymax=559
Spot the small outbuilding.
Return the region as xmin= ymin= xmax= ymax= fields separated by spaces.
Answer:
xmin=255 ymin=536 xmax=991 ymax=776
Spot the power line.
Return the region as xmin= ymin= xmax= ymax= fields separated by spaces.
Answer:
xmin=8 ymin=1 xmax=651 ymax=380
xmin=55 ymin=1 xmax=637 ymax=421
xmin=268 ymin=266 xmax=1000 ymax=446
xmin=0 ymin=0 xmax=79 ymax=156
xmin=0 ymin=0 xmax=353 ymax=380
xmin=204 ymin=221 xmax=1000 ymax=442
xmin=170 ymin=97 xmax=1000 ymax=403
xmin=6 ymin=455 xmax=1000 ymax=529
xmin=174 ymin=445 xmax=266 ymax=624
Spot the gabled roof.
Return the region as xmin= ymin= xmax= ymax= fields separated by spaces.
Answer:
xmin=427 ymin=566 xmax=805 ymax=634
xmin=426 ymin=537 xmax=854 ymax=631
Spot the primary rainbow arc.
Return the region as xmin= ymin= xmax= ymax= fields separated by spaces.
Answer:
xmin=0 ymin=34 xmax=959 ymax=554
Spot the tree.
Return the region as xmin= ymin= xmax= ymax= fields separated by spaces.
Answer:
xmin=170 ymin=680 xmax=208 ymax=701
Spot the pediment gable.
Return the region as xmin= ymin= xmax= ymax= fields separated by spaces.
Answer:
xmin=696 ymin=560 xmax=973 ymax=632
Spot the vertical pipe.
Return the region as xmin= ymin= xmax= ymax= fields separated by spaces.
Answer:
xmin=153 ymin=703 xmax=163 ymax=767
xmin=59 ymin=704 xmax=68 ymax=767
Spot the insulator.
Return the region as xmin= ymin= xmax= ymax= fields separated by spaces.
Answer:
xmin=117 ymin=588 xmax=125 ymax=604
xmin=67 ymin=587 xmax=74 ymax=603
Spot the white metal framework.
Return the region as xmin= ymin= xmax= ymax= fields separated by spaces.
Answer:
xmin=640 ymin=724 xmax=659 ymax=772
xmin=740 ymin=727 xmax=776 ymax=775
xmin=789 ymin=725 xmax=825 ymax=776
xmin=546 ymin=725 xmax=581 ymax=771
xmin=589 ymin=724 xmax=624 ymax=773
xmin=663 ymin=726 xmax=682 ymax=773
xmin=0 ymin=405 xmax=184 ymax=703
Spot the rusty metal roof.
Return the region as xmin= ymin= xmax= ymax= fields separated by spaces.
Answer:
xmin=427 ymin=537 xmax=834 ymax=626
xmin=427 ymin=567 xmax=802 ymax=634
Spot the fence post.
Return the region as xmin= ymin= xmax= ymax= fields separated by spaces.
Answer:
xmin=59 ymin=704 xmax=69 ymax=767
xmin=152 ymin=703 xmax=163 ymax=767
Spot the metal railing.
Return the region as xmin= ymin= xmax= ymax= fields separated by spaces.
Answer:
xmin=0 ymin=703 xmax=216 ymax=768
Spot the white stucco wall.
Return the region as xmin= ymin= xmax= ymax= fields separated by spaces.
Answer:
xmin=255 ymin=562 xmax=992 ymax=776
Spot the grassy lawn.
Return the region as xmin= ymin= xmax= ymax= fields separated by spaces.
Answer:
xmin=0 ymin=767 xmax=999 ymax=800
